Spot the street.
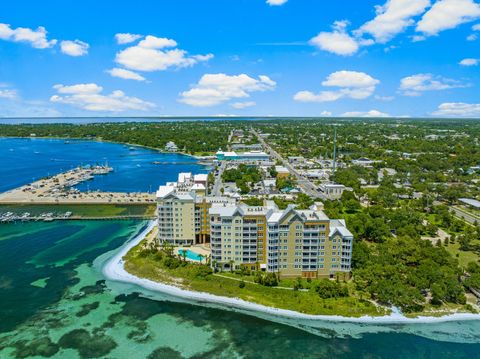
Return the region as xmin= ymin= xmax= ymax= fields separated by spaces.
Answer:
xmin=251 ymin=128 xmax=327 ymax=200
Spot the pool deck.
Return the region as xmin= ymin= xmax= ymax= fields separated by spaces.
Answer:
xmin=175 ymin=245 xmax=211 ymax=262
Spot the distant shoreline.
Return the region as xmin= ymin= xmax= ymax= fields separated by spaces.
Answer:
xmin=103 ymin=221 xmax=480 ymax=324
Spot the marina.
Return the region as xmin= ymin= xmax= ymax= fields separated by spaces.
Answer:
xmin=0 ymin=165 xmax=156 ymax=205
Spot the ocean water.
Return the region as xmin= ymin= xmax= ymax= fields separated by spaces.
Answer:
xmin=0 ymin=138 xmax=480 ymax=358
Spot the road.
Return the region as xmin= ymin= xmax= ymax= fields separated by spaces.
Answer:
xmin=251 ymin=129 xmax=327 ymax=199
xmin=451 ymin=206 xmax=480 ymax=225
xmin=432 ymin=200 xmax=479 ymax=226
xmin=212 ymin=161 xmax=226 ymax=196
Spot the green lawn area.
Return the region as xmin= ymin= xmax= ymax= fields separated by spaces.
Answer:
xmin=446 ymin=241 xmax=480 ymax=267
xmin=426 ymin=213 xmax=480 ymax=267
xmin=124 ymin=239 xmax=386 ymax=317
xmin=0 ymin=203 xmax=156 ymax=218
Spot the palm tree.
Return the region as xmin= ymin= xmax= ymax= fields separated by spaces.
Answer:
xmin=228 ymin=260 xmax=235 ymax=272
xmin=181 ymin=250 xmax=187 ymax=262
xmin=198 ymin=254 xmax=205 ymax=264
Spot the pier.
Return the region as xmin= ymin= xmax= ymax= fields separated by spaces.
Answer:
xmin=0 ymin=213 xmax=156 ymax=223
xmin=0 ymin=165 xmax=156 ymax=205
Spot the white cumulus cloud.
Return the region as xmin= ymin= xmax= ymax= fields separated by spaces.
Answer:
xmin=179 ymin=74 xmax=276 ymax=107
xmin=267 ymin=0 xmax=288 ymax=5
xmin=60 ymin=40 xmax=89 ymax=56
xmin=115 ymin=33 xmax=143 ymax=44
xmin=357 ymin=0 xmax=431 ymax=43
xmin=399 ymin=73 xmax=466 ymax=96
xmin=107 ymin=68 xmax=146 ymax=81
xmin=294 ymin=70 xmax=380 ymax=103
xmin=433 ymin=102 xmax=480 ymax=117
xmin=416 ymin=0 xmax=480 ymax=36
xmin=459 ymin=58 xmax=479 ymax=66
xmin=0 ymin=23 xmax=57 ymax=49
xmin=50 ymin=83 xmax=155 ymax=112
xmin=0 ymin=87 xmax=18 ymax=99
xmin=341 ymin=109 xmax=391 ymax=117
xmin=115 ymin=35 xmax=213 ymax=72
xmin=309 ymin=21 xmax=359 ymax=56
xmin=231 ymin=101 xmax=256 ymax=109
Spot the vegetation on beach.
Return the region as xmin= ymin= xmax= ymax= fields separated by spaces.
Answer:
xmin=123 ymin=238 xmax=385 ymax=317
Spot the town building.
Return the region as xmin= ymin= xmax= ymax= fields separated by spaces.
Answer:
xmin=231 ymin=143 xmax=263 ymax=151
xmin=459 ymin=198 xmax=480 ymax=210
xmin=216 ymin=149 xmax=270 ymax=162
xmin=275 ymin=165 xmax=290 ymax=178
xmin=320 ymin=183 xmax=346 ymax=200
xmin=288 ymin=156 xmax=306 ymax=164
xmin=352 ymin=157 xmax=375 ymax=168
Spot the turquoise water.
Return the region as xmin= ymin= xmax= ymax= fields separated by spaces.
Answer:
xmin=178 ymin=249 xmax=204 ymax=261
xmin=0 ymin=137 xmax=480 ymax=358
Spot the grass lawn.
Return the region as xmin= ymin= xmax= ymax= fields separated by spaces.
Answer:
xmin=124 ymin=239 xmax=386 ymax=317
xmin=446 ymin=241 xmax=480 ymax=268
xmin=0 ymin=203 xmax=156 ymax=218
xmin=426 ymin=213 xmax=480 ymax=267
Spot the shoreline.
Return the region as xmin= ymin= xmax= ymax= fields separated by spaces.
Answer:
xmin=103 ymin=221 xmax=480 ymax=324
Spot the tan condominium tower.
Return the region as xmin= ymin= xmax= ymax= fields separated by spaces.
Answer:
xmin=209 ymin=201 xmax=352 ymax=279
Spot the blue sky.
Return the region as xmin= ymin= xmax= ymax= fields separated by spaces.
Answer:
xmin=0 ymin=0 xmax=480 ymax=118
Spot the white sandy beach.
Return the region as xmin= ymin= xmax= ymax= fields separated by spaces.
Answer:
xmin=102 ymin=220 xmax=480 ymax=325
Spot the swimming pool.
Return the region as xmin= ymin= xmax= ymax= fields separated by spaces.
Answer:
xmin=178 ymin=249 xmax=204 ymax=261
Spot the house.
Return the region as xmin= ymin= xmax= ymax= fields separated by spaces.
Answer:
xmin=165 ymin=141 xmax=178 ymax=152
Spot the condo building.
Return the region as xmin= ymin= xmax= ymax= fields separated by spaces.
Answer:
xmin=156 ymin=173 xmax=353 ymax=279
xmin=156 ymin=172 xmax=235 ymax=245
xmin=209 ymin=202 xmax=352 ymax=279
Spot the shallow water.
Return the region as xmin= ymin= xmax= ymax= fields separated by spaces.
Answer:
xmin=0 ymin=221 xmax=480 ymax=359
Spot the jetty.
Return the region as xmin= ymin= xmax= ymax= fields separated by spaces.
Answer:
xmin=0 ymin=165 xmax=156 ymax=205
